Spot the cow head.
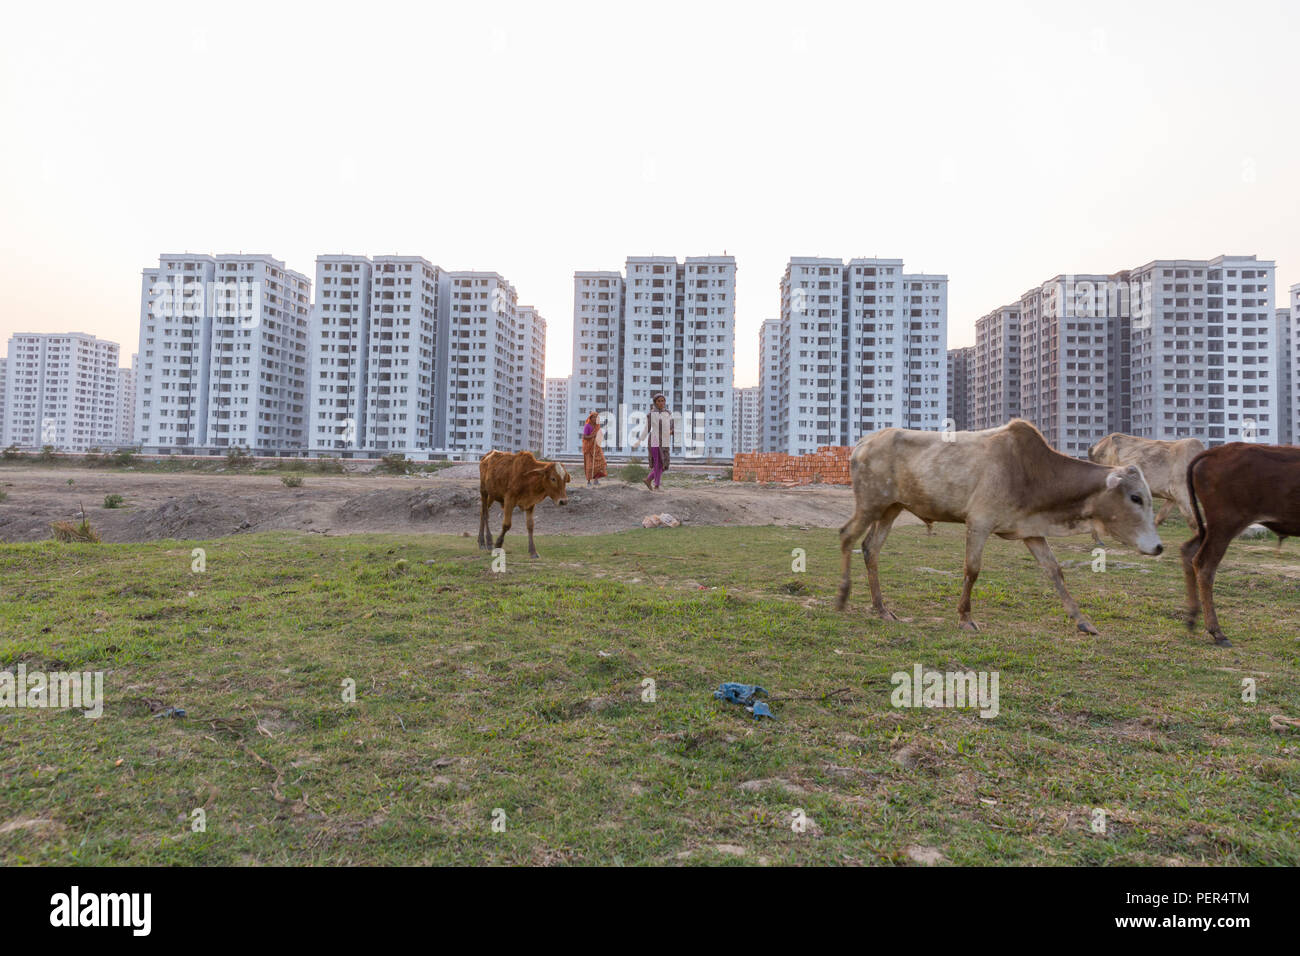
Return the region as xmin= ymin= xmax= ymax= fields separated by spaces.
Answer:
xmin=536 ymin=462 xmax=570 ymax=506
xmin=1091 ymin=465 xmax=1163 ymax=555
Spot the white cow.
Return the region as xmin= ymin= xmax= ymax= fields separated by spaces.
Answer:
xmin=837 ymin=420 xmax=1163 ymax=634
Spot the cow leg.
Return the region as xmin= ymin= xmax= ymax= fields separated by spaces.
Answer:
xmin=863 ymin=504 xmax=904 ymax=620
xmin=1154 ymin=499 xmax=1175 ymax=526
xmin=526 ymin=506 xmax=538 ymax=558
xmin=494 ymin=497 xmax=514 ymax=551
xmin=1180 ymin=533 xmax=1204 ymax=629
xmin=1023 ymin=536 xmax=1098 ymax=635
xmin=836 ymin=507 xmax=877 ymax=611
xmin=1192 ymin=531 xmax=1235 ymax=646
xmin=478 ymin=491 xmax=491 ymax=550
xmin=957 ymin=526 xmax=991 ymax=631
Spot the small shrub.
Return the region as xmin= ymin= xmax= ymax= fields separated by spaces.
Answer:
xmin=0 ymin=490 xmax=8 ymax=503
xmin=66 ymin=478 xmax=75 ymax=486
xmin=281 ymin=474 xmax=304 ymax=488
xmin=51 ymin=516 xmax=100 ymax=543
xmin=226 ymin=446 xmax=252 ymax=468
xmin=1 ymin=444 xmax=22 ymax=461
xmin=103 ymin=493 xmax=125 ymax=509
xmin=620 ymin=462 xmax=649 ymax=484
xmin=379 ymin=453 xmax=412 ymax=475
xmin=111 ymin=447 xmax=138 ymax=467
xmin=313 ymin=456 xmax=345 ymax=474
xmin=39 ymin=445 xmax=57 ymax=462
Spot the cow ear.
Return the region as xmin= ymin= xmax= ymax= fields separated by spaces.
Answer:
xmin=1106 ymin=471 xmax=1122 ymax=490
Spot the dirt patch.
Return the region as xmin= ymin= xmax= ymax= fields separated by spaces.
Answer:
xmin=0 ymin=465 xmax=919 ymax=543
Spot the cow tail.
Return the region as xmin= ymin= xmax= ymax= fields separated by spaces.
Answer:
xmin=1186 ymin=453 xmax=1207 ymax=542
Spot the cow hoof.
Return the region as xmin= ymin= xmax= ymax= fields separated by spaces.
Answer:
xmin=1077 ymin=621 xmax=1100 ymax=635
xmin=1212 ymin=634 xmax=1232 ymax=647
xmin=875 ymin=608 xmax=898 ymax=621
xmin=529 ymin=552 xmax=539 ymax=559
xmin=959 ymin=619 xmax=979 ymax=632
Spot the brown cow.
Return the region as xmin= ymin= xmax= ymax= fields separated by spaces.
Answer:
xmin=1088 ymin=433 xmax=1205 ymax=526
xmin=478 ymin=450 xmax=571 ymax=558
xmin=837 ymin=420 xmax=1163 ymax=633
xmin=1181 ymin=443 xmax=1300 ymax=646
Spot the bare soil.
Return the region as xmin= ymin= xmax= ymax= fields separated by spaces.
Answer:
xmin=0 ymin=466 xmax=918 ymax=543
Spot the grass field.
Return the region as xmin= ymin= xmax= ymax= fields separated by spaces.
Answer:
xmin=1 ymin=521 xmax=1298 ymax=865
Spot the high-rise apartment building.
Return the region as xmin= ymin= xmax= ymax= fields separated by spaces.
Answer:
xmin=117 ymin=354 xmax=137 ymax=446
xmin=972 ymin=304 xmax=1020 ymax=430
xmin=965 ymin=255 xmax=1279 ymax=456
xmin=513 ymin=305 xmax=546 ymax=454
xmin=568 ymin=271 xmax=624 ymax=455
xmin=1128 ymin=256 xmax=1277 ymax=444
xmin=544 ymin=376 xmax=570 ymax=458
xmin=2 ymin=333 xmax=122 ymax=452
xmin=946 ymin=347 xmax=974 ymax=430
xmin=732 ymin=385 xmax=759 ymax=454
xmin=306 ymin=256 xmax=543 ymax=457
xmin=567 ymin=256 xmax=736 ymax=458
xmin=136 ymin=253 xmax=310 ymax=455
xmin=759 ymin=318 xmax=781 ymax=452
xmin=1276 ymin=307 xmax=1293 ymax=446
xmin=774 ymin=257 xmax=947 ymax=455
xmin=621 ymin=255 xmax=736 ymax=458
xmin=1018 ymin=273 xmax=1129 ymax=457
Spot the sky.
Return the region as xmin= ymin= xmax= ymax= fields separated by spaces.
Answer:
xmin=2 ymin=0 xmax=1297 ymax=387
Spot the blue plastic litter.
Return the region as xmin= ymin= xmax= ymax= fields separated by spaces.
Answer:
xmin=713 ymin=682 xmax=776 ymax=720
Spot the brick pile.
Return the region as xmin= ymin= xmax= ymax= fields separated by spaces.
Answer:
xmin=732 ymin=446 xmax=852 ymax=485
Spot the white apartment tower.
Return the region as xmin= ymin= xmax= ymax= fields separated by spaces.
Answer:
xmin=1128 ymin=256 xmax=1277 ymax=444
xmin=1018 ymin=273 xmax=1128 ymax=457
xmin=136 ymin=255 xmax=214 ymax=451
xmin=759 ymin=318 xmax=782 ymax=452
xmin=136 ymin=253 xmax=310 ymax=455
xmin=205 ymin=255 xmax=311 ymax=453
xmin=568 ymin=271 xmax=624 ymax=455
xmin=0 ymin=358 xmax=7 ymax=446
xmin=513 ymin=305 xmax=547 ymax=454
xmin=775 ymin=257 xmax=947 ymax=455
xmin=3 ymin=333 xmax=122 ymax=452
xmin=544 ymin=376 xmax=570 ymax=458
xmin=116 ymin=354 xmax=137 ymax=446
xmin=443 ymin=272 xmax=526 ymax=454
xmin=309 ymin=255 xmax=374 ymax=454
xmin=972 ymin=304 xmax=1020 ymax=430
xmin=620 ymin=255 xmax=736 ymax=458
xmin=1277 ymin=307 xmax=1293 ymax=446
xmin=1287 ymin=282 xmax=1300 ymax=446
xmin=366 ymin=257 xmax=445 ymax=454
xmin=946 ymin=346 xmax=974 ymax=431
xmin=732 ymin=385 xmax=760 ymax=454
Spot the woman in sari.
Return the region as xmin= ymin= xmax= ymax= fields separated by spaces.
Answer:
xmin=581 ymin=412 xmax=607 ymax=486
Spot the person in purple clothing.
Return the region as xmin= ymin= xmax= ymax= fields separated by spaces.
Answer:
xmin=633 ymin=393 xmax=674 ymax=490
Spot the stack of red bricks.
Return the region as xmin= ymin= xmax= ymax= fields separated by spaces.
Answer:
xmin=732 ymin=446 xmax=852 ymax=485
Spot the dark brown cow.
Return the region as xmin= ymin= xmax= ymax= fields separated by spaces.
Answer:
xmin=1182 ymin=443 xmax=1300 ymax=646
xmin=478 ymin=450 xmax=571 ymax=558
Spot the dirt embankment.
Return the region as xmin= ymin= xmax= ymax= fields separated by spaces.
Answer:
xmin=0 ymin=466 xmax=897 ymax=543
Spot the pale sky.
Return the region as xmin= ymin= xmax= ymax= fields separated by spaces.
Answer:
xmin=2 ymin=0 xmax=1297 ymax=387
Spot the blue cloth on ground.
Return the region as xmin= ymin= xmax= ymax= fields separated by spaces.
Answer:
xmin=713 ymin=682 xmax=776 ymax=720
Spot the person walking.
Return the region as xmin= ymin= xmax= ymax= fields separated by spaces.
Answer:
xmin=634 ymin=393 xmax=673 ymax=490
xmin=581 ymin=412 xmax=607 ymax=486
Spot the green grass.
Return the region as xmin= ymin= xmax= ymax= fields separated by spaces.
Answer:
xmin=1 ymin=522 xmax=1297 ymax=865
